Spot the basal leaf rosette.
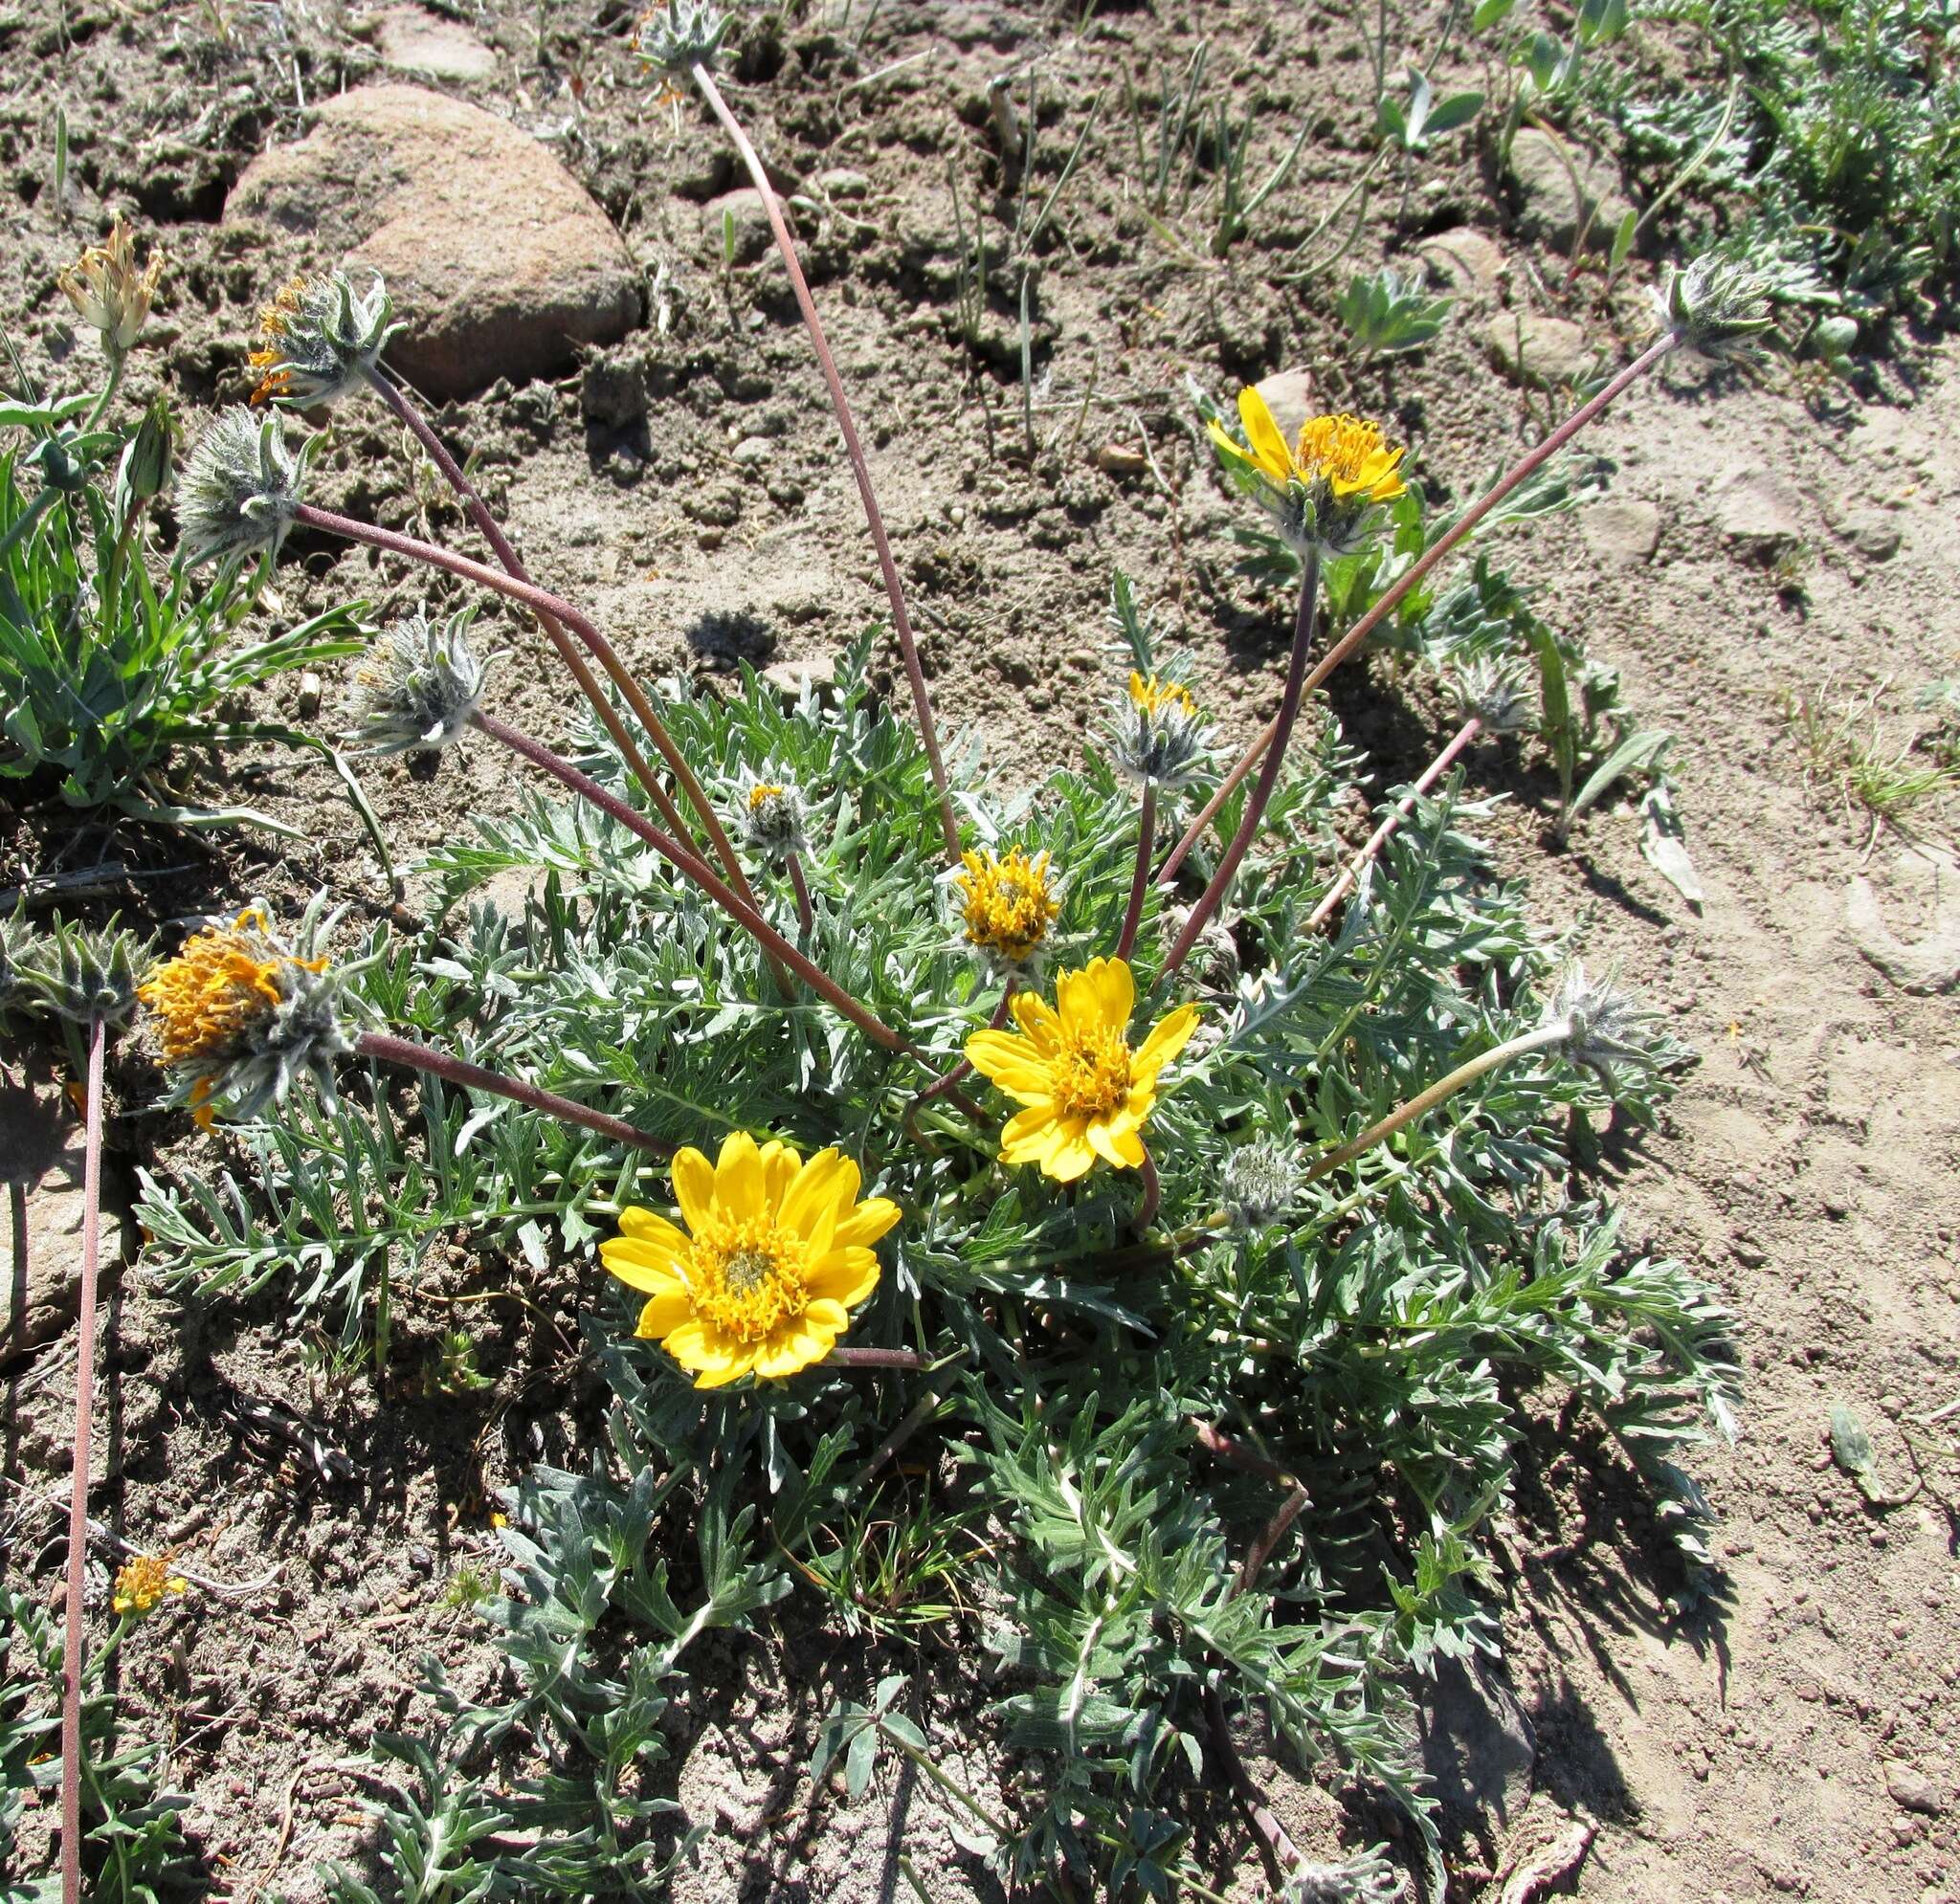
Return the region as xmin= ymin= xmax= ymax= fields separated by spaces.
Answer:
xmin=602 ymin=1132 xmax=900 ymax=1387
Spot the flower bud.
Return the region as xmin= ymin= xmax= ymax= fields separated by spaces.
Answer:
xmin=176 ymin=408 xmax=312 ymax=568
xmin=1111 ymin=671 xmax=1214 ymax=794
xmin=248 ymin=271 xmax=402 ymax=409
xmin=732 ymin=764 xmax=812 ymax=863
xmin=118 ymin=393 xmax=177 ymax=512
xmin=635 ymin=0 xmax=731 ymax=74
xmin=1655 ymin=254 xmax=1776 ymax=362
xmin=19 ymin=916 xmax=150 ymax=1029
xmin=346 ymin=609 xmax=497 ymax=755
xmin=1541 ymin=962 xmax=1665 ymax=1095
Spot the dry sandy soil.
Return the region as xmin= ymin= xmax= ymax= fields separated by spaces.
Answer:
xmin=3 ymin=0 xmax=1958 ymax=1898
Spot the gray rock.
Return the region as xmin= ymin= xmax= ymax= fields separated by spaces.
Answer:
xmin=1250 ymin=365 xmax=1317 ymax=447
xmin=1485 ymin=311 xmax=1593 ymax=387
xmin=815 ymin=166 xmax=870 ymax=200
xmin=371 ymin=5 xmax=498 ymax=80
xmin=1885 ymin=1760 xmax=1948 ymax=1817
xmin=731 ymin=434 xmax=772 ymax=467
xmin=1838 ymin=506 xmax=1903 ymax=563
xmin=1711 ymin=466 xmax=1804 ymax=557
xmin=701 ymin=187 xmax=774 ymax=266
xmin=763 ymin=652 xmax=843 ymax=700
xmin=1507 ymin=126 xmax=1634 ymax=252
xmin=1419 ymin=227 xmax=1506 ymax=298
xmin=1582 ymin=497 xmax=1661 ymax=568
xmin=228 ymin=85 xmax=638 ymax=399
xmin=1846 ymin=846 xmax=1960 ymax=994
xmin=1418 ymin=1654 xmax=1536 ymax=1827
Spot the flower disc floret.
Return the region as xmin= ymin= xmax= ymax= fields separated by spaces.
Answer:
xmin=248 ymin=270 xmax=401 ymax=409
xmin=600 ymin=1132 xmax=900 ymax=1388
xmin=957 ymin=848 xmax=1059 ymax=965
xmin=966 ymin=956 xmax=1198 ymax=1182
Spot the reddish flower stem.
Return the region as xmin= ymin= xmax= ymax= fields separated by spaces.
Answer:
xmin=471 ymin=710 xmax=926 ymax=1064
xmin=58 ymin=1017 xmax=106 ymax=1904
xmin=823 ymin=1345 xmax=928 ymax=1369
xmin=786 ymin=852 xmax=815 ymax=940
xmin=688 ymin=60 xmax=963 ymax=866
xmin=1303 ymin=714 xmax=1481 ymax=932
xmin=352 ymin=1029 xmax=677 ymax=1156
xmin=1158 ymin=331 xmax=1681 ymax=888
xmin=1132 ymin=1148 xmax=1162 ymax=1236
xmin=1114 ymin=781 xmax=1156 ymax=964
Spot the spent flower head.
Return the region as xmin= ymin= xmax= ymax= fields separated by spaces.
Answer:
xmin=1451 ymin=657 xmax=1533 ymax=736
xmin=1209 ymin=389 xmax=1407 ymax=558
xmin=1541 ymin=962 xmax=1667 ymax=1096
xmin=635 ymin=0 xmax=731 ymax=72
xmin=59 ymin=217 xmax=163 ymax=358
xmin=1111 ymin=671 xmax=1214 ymax=794
xmin=248 ymin=270 xmax=402 ymax=408
xmin=1655 ymin=253 xmax=1777 ymax=362
xmin=956 ymin=846 xmax=1059 ymax=969
xmin=177 ymin=408 xmax=312 ymax=568
xmin=732 ymin=764 xmax=811 ymax=862
xmin=111 ymin=1553 xmax=187 ymax=1619
xmin=139 ymin=898 xmax=350 ymax=1123
xmin=1220 ymin=1136 xmax=1305 ymax=1230
xmin=347 ymin=609 xmax=497 ymax=755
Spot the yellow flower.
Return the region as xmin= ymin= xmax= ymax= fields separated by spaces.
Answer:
xmin=747 ymin=781 xmax=786 ymax=810
xmin=138 ymin=908 xmax=323 ymax=1068
xmin=247 ymin=277 xmax=307 ymax=405
xmin=111 ymin=1554 xmax=187 ymax=1619
xmin=59 ymin=219 xmax=162 ymax=356
xmin=966 ymin=956 xmax=1199 ymax=1182
xmin=1208 ymin=387 xmax=1406 ymax=505
xmin=601 ymin=1132 xmax=900 ymax=1388
xmin=1127 ymin=672 xmax=1199 ymax=721
xmin=957 ymin=848 xmax=1059 ymax=965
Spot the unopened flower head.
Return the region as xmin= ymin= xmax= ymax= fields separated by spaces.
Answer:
xmin=1221 ymin=1136 xmax=1305 ymax=1230
xmin=177 ymin=408 xmax=312 ymax=567
xmin=1171 ymin=904 xmax=1239 ymax=991
xmin=956 ymin=846 xmax=1059 ymax=968
xmin=733 ymin=764 xmax=810 ymax=861
xmin=111 ymin=1553 xmax=187 ymax=1619
xmin=1209 ymin=388 xmax=1407 ymax=557
xmin=1451 ymin=657 xmax=1533 ymax=736
xmin=347 ymin=609 xmax=496 ymax=755
xmin=1111 ymin=671 xmax=1213 ymax=794
xmin=138 ymin=899 xmax=350 ymax=1123
xmin=59 ymin=218 xmax=163 ymax=357
xmin=1541 ymin=961 xmax=1666 ymax=1095
xmin=18 ymin=917 xmax=149 ymax=1029
xmin=635 ymin=0 xmax=731 ymax=73
xmin=248 ymin=270 xmax=401 ymax=408
xmin=1656 ymin=253 xmax=1777 ymax=362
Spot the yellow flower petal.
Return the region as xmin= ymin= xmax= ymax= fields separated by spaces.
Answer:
xmin=714 ymin=1130 xmax=765 ymax=1217
xmin=1237 ymin=386 xmax=1292 ymax=482
xmin=599 ymin=1237 xmax=686 ymax=1294
xmin=1133 ymin=1002 xmax=1200 ymax=1080
xmin=1087 ymin=956 xmax=1136 ymax=1030
xmin=753 ymin=1328 xmax=833 ymax=1380
xmin=636 ymin=1289 xmax=693 ymax=1338
xmin=616 ymin=1207 xmax=690 ymax=1255
xmin=1041 ymin=1122 xmax=1099 ymax=1183
xmin=808 ymin=1248 xmax=880 ymax=1308
xmin=1055 ymin=962 xmax=1104 ymax=1032
xmin=1009 ymin=989 xmax=1064 ymax=1053
xmin=833 ymin=1196 xmax=900 ymax=1250
xmin=758 ymin=1139 xmax=801 ymax=1216
xmin=671 ymin=1146 xmax=715 ymax=1234
xmin=966 ymin=1029 xmax=1052 ymax=1102
xmin=1088 ymin=1120 xmax=1147 ymax=1169
xmin=780 ymin=1147 xmax=855 ymax=1240
xmin=1001 ymin=1103 xmax=1060 ymax=1163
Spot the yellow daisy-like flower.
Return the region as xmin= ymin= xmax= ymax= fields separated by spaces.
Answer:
xmin=138 ymin=908 xmax=322 ymax=1069
xmin=1127 ymin=672 xmax=1200 ymax=721
xmin=1208 ymin=387 xmax=1406 ymax=505
xmin=600 ymin=1132 xmax=900 ymax=1388
xmin=112 ymin=1553 xmax=187 ymax=1619
xmin=965 ymin=956 xmax=1199 ymax=1182
xmin=958 ymin=847 xmax=1059 ymax=965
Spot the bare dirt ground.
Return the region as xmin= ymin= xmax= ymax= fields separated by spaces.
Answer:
xmin=3 ymin=0 xmax=1958 ymax=1898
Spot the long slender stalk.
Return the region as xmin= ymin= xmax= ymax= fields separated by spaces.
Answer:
xmin=352 ymin=1029 xmax=677 ymax=1156
xmin=1304 ymin=714 xmax=1481 ymax=932
xmin=1159 ymin=331 xmax=1682 ymax=888
xmin=58 ymin=1017 xmax=106 ymax=1904
xmin=472 ymin=709 xmax=924 ymax=1062
xmin=688 ymin=60 xmax=963 ymax=866
xmin=1132 ymin=1148 xmax=1162 ymax=1235
xmin=1114 ymin=781 xmax=1156 ymax=963
xmin=1163 ymin=548 xmax=1321 ymax=974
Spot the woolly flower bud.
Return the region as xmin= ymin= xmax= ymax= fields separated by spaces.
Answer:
xmin=1111 ymin=671 xmax=1214 ymax=794
xmin=19 ymin=917 xmax=150 ymax=1029
xmin=1655 ymin=253 xmax=1776 ymax=362
xmin=0 ymin=912 xmax=36 ymax=1022
xmin=248 ymin=270 xmax=402 ymax=409
xmin=732 ymin=764 xmax=810 ymax=862
xmin=1221 ymin=1137 xmax=1304 ymax=1230
xmin=138 ymin=899 xmax=350 ymax=1124
xmin=1450 ymin=657 xmax=1532 ymax=736
xmin=59 ymin=218 xmax=163 ymax=358
xmin=346 ymin=609 xmax=496 ymax=755
xmin=1541 ymin=961 xmax=1665 ymax=1095
xmin=177 ymin=409 xmax=312 ymax=568
xmin=635 ymin=0 xmax=731 ymax=73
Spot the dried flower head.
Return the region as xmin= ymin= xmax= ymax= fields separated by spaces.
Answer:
xmin=635 ymin=0 xmax=731 ymax=73
xmin=16 ymin=917 xmax=150 ymax=1029
xmin=176 ymin=408 xmax=312 ymax=568
xmin=1655 ymin=254 xmax=1777 ymax=362
xmin=1221 ymin=1137 xmax=1305 ymax=1230
xmin=1450 ymin=657 xmax=1533 ymax=736
xmin=1171 ymin=904 xmax=1239 ymax=991
xmin=956 ymin=847 xmax=1059 ymax=968
xmin=248 ymin=270 xmax=402 ymax=409
xmin=139 ymin=899 xmax=350 ymax=1123
xmin=1111 ymin=670 xmax=1214 ymax=793
xmin=111 ymin=1553 xmax=187 ymax=1619
xmin=1541 ymin=962 xmax=1666 ymax=1095
xmin=346 ymin=609 xmax=496 ymax=755
xmin=59 ymin=218 xmax=163 ymax=358
xmin=733 ymin=764 xmax=810 ymax=861
xmin=1210 ymin=388 xmax=1407 ymax=557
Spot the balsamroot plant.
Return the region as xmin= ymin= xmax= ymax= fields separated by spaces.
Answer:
xmin=118 ymin=15 xmax=1764 ymax=1895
